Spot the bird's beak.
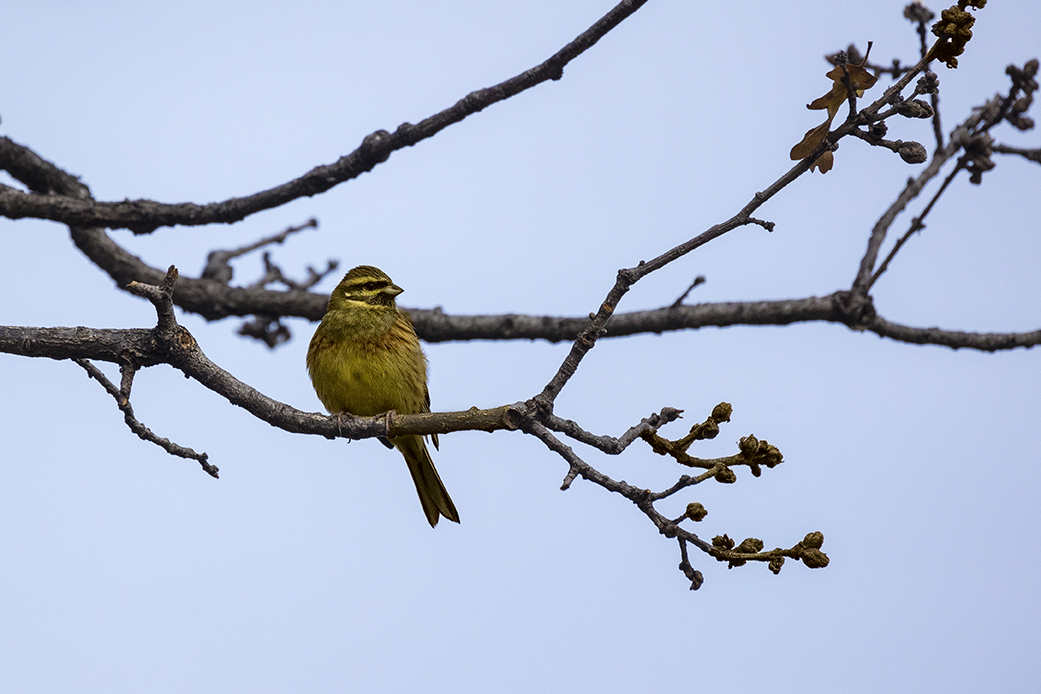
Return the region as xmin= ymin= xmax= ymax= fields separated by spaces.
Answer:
xmin=386 ymin=283 xmax=404 ymax=297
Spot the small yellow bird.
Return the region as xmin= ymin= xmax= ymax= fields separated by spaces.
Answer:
xmin=307 ymin=265 xmax=459 ymax=527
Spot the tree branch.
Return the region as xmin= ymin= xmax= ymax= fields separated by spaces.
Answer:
xmin=0 ymin=0 xmax=650 ymax=233
xmin=1 ymin=5 xmax=1034 ymax=590
xmin=73 ymin=358 xmax=218 ymax=477
xmin=0 ymin=51 xmax=1032 ymax=358
xmin=852 ymin=95 xmax=997 ymax=292
xmin=0 ymin=320 xmax=523 ymax=442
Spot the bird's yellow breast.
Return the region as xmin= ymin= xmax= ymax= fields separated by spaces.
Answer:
xmin=307 ymin=314 xmax=429 ymax=417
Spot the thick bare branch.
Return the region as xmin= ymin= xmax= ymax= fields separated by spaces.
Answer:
xmin=1 ymin=46 xmax=1032 ymax=359
xmin=0 ymin=0 xmax=650 ymax=233
xmin=0 ymin=320 xmax=524 ymax=440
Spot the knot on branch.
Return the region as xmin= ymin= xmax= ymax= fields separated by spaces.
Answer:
xmin=359 ymin=130 xmax=392 ymax=164
xmin=833 ymin=290 xmax=877 ymax=330
xmin=617 ymin=266 xmax=639 ymax=287
xmin=394 ymin=121 xmax=417 ymax=143
xmin=541 ymin=58 xmax=565 ymax=82
xmin=526 ymin=395 xmax=554 ymax=421
xmin=504 ymin=402 xmax=531 ymax=430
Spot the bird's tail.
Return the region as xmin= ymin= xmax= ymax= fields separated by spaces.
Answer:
xmin=394 ymin=434 xmax=459 ymax=527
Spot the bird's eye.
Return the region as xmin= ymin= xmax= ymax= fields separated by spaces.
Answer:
xmin=364 ymin=282 xmax=379 ymax=291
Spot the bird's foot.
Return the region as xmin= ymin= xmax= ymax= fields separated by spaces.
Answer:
xmin=332 ymin=411 xmax=350 ymax=439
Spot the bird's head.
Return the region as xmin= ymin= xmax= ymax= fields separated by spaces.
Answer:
xmin=327 ymin=265 xmax=404 ymax=313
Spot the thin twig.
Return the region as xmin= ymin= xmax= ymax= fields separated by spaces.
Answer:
xmin=543 ymin=407 xmax=682 ymax=454
xmin=74 ymin=358 xmax=218 ymax=477
xmin=907 ymin=3 xmax=944 ymax=149
xmin=677 ymin=538 xmax=704 ymax=590
xmin=646 ymin=472 xmax=715 ymax=502
xmin=852 ymin=95 xmax=998 ymax=291
xmin=202 ymin=218 xmax=319 ymax=282
xmin=671 ymin=276 xmax=706 ymax=308
xmin=993 ymin=144 xmax=1041 ymax=164
xmin=867 ymin=161 xmax=965 ymax=289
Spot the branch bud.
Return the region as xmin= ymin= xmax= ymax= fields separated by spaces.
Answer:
xmin=711 ymin=402 xmax=733 ymax=422
xmin=714 ymin=466 xmax=737 ymax=484
xmin=802 ymin=531 xmax=825 ymax=549
xmin=896 ymin=99 xmax=934 ymax=119
xmin=898 ymin=141 xmax=928 ymax=164
xmin=801 ymin=548 xmax=830 ymax=569
xmin=734 ymin=537 xmax=764 ymax=554
xmin=738 ymin=434 xmax=760 ymax=457
xmin=685 ymin=502 xmax=708 ymax=522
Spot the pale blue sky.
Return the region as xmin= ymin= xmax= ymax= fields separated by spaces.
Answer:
xmin=2 ymin=1 xmax=1039 ymax=692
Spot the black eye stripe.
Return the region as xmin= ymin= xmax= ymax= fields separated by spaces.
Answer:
xmin=344 ymin=280 xmax=388 ymax=293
